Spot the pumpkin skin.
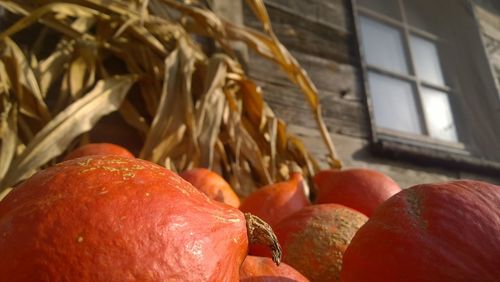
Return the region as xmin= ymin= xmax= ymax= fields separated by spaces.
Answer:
xmin=341 ymin=180 xmax=500 ymax=282
xmin=314 ymin=168 xmax=401 ymax=217
xmin=240 ymin=172 xmax=310 ymax=227
xmin=240 ymin=256 xmax=309 ymax=282
xmin=64 ymin=143 xmax=134 ymax=161
xmin=254 ymin=204 xmax=368 ymax=282
xmin=0 ymin=156 xmax=247 ymax=281
xmin=180 ymin=168 xmax=241 ymax=208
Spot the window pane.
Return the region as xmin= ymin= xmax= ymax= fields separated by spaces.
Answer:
xmin=360 ymin=16 xmax=409 ymax=74
xmin=358 ymin=0 xmax=401 ymax=20
xmin=368 ymin=72 xmax=422 ymax=134
xmin=421 ymin=88 xmax=458 ymax=142
xmin=410 ymin=35 xmax=445 ymax=85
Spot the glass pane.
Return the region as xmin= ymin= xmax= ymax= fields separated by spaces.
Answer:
xmin=368 ymin=72 xmax=422 ymax=134
xmin=358 ymin=0 xmax=401 ymax=20
xmin=360 ymin=16 xmax=409 ymax=74
xmin=421 ymin=88 xmax=458 ymax=142
xmin=410 ymin=35 xmax=445 ymax=85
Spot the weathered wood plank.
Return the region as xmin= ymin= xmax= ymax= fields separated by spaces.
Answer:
xmin=248 ymin=50 xmax=363 ymax=98
xmin=262 ymin=0 xmax=351 ymax=33
xmin=243 ymin=0 xmax=356 ymax=63
xmin=255 ymin=80 xmax=369 ymax=139
xmin=474 ymin=4 xmax=500 ymax=94
xmin=475 ymin=4 xmax=500 ymax=40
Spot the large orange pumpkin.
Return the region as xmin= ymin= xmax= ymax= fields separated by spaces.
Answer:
xmin=239 ymin=172 xmax=310 ymax=227
xmin=314 ymin=168 xmax=401 ymax=217
xmin=240 ymin=256 xmax=309 ymax=282
xmin=253 ymin=204 xmax=368 ymax=282
xmin=0 ymin=156 xmax=280 ymax=281
xmin=341 ymin=180 xmax=500 ymax=282
xmin=64 ymin=143 xmax=134 ymax=161
xmin=180 ymin=168 xmax=240 ymax=208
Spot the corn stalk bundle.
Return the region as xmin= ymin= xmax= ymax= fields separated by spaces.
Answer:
xmin=0 ymin=0 xmax=341 ymax=196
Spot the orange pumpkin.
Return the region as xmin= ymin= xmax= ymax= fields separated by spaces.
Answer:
xmin=240 ymin=172 xmax=310 ymax=227
xmin=314 ymin=168 xmax=401 ymax=217
xmin=64 ymin=143 xmax=134 ymax=161
xmin=0 ymin=156 xmax=280 ymax=281
xmin=253 ymin=204 xmax=368 ymax=281
xmin=180 ymin=168 xmax=240 ymax=208
xmin=240 ymin=256 xmax=309 ymax=282
xmin=341 ymin=180 xmax=500 ymax=281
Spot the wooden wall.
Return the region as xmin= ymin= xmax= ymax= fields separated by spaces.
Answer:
xmin=236 ymin=0 xmax=500 ymax=187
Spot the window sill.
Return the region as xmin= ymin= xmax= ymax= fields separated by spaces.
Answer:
xmin=376 ymin=128 xmax=467 ymax=153
xmin=371 ymin=129 xmax=500 ymax=177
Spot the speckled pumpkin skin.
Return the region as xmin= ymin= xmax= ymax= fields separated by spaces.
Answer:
xmin=240 ymin=256 xmax=309 ymax=282
xmin=64 ymin=143 xmax=135 ymax=161
xmin=314 ymin=169 xmax=401 ymax=217
xmin=341 ymin=180 xmax=500 ymax=282
xmin=0 ymin=156 xmax=247 ymax=281
xmin=240 ymin=172 xmax=310 ymax=227
xmin=180 ymin=168 xmax=241 ymax=208
xmin=253 ymin=204 xmax=367 ymax=282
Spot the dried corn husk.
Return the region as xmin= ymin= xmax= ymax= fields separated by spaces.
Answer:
xmin=0 ymin=0 xmax=341 ymax=196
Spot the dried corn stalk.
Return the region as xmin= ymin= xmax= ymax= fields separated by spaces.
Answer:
xmin=0 ymin=0 xmax=341 ymax=196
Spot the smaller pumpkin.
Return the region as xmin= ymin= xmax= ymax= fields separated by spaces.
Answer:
xmin=239 ymin=172 xmax=310 ymax=227
xmin=253 ymin=204 xmax=368 ymax=282
xmin=240 ymin=256 xmax=309 ymax=282
xmin=179 ymin=168 xmax=240 ymax=208
xmin=64 ymin=143 xmax=134 ymax=161
xmin=314 ymin=168 xmax=401 ymax=217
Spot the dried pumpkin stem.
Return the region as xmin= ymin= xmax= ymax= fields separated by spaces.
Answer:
xmin=244 ymin=213 xmax=282 ymax=266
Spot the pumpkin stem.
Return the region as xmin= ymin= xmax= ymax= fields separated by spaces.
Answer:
xmin=244 ymin=213 xmax=282 ymax=266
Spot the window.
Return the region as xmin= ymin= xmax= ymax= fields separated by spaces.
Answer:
xmin=356 ymin=0 xmax=458 ymax=143
xmin=352 ymin=0 xmax=500 ymax=172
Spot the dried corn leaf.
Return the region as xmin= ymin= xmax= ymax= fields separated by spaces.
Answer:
xmin=67 ymin=42 xmax=98 ymax=100
xmin=119 ymin=99 xmax=150 ymax=137
xmin=0 ymin=63 xmax=9 ymax=94
xmin=0 ymin=75 xmax=136 ymax=189
xmin=240 ymin=79 xmax=265 ymax=129
xmin=0 ymin=187 xmax=13 ymax=202
xmin=176 ymin=40 xmax=200 ymax=167
xmin=155 ymin=0 xmax=236 ymax=55
xmin=244 ymin=0 xmax=272 ymax=34
xmin=38 ymin=16 xmax=97 ymax=97
xmin=197 ymin=88 xmax=225 ymax=168
xmin=0 ymin=99 xmax=18 ymax=180
xmin=267 ymin=116 xmax=278 ymax=180
xmin=230 ymin=112 xmax=272 ymax=185
xmin=0 ymin=2 xmax=27 ymax=15
xmin=0 ymin=0 xmax=340 ymax=195
xmin=0 ymin=3 xmax=102 ymax=41
xmin=128 ymin=24 xmax=168 ymax=56
xmin=69 ymin=56 xmax=89 ymax=98
xmin=38 ymin=40 xmax=75 ymax=95
xmin=1 ymin=37 xmax=51 ymax=122
xmin=140 ymin=48 xmax=181 ymax=161
xmin=151 ymin=124 xmax=187 ymax=164
xmin=195 ymin=55 xmax=228 ymax=168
